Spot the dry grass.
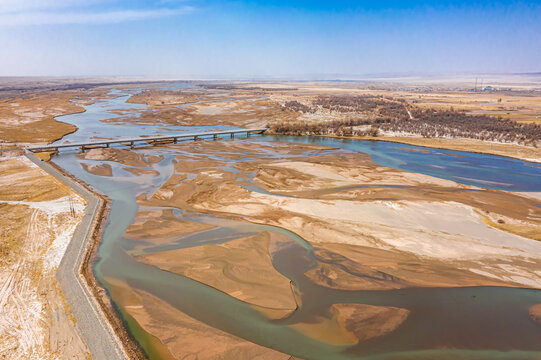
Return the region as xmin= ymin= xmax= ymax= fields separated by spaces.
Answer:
xmin=0 ymin=204 xmax=33 ymax=267
xmin=0 ymin=91 xmax=83 ymax=144
xmin=399 ymin=91 xmax=541 ymax=124
xmin=0 ymin=158 xmax=71 ymax=201
xmin=127 ymin=89 xmax=198 ymax=105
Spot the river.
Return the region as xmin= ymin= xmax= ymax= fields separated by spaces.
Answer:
xmin=51 ymin=85 xmax=541 ymax=360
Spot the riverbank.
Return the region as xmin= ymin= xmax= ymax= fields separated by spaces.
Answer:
xmin=322 ymin=134 xmax=541 ymax=164
xmin=44 ymin=158 xmax=143 ymax=360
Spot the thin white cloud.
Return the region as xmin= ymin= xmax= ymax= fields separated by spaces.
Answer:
xmin=0 ymin=0 xmax=113 ymax=13
xmin=0 ymin=6 xmax=194 ymax=26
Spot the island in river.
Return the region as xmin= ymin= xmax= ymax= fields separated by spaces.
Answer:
xmin=67 ymin=135 xmax=541 ymax=359
xmin=2 ymin=77 xmax=541 ymax=360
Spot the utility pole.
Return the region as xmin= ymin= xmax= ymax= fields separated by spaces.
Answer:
xmin=69 ymin=196 xmax=75 ymax=217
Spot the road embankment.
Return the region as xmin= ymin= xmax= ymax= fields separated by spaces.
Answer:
xmin=24 ymin=150 xmax=132 ymax=360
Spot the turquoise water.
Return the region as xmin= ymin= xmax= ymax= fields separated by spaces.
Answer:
xmin=51 ymin=85 xmax=541 ymax=359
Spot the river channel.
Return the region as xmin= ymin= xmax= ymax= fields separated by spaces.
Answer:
xmin=51 ymin=85 xmax=541 ymax=359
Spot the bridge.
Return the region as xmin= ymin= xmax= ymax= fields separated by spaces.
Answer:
xmin=26 ymin=128 xmax=268 ymax=153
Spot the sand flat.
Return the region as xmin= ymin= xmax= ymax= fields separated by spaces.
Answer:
xmin=139 ymin=231 xmax=297 ymax=310
xmin=530 ymin=304 xmax=541 ymax=326
xmin=125 ymin=209 xmax=216 ymax=244
xmin=138 ymin=141 xmax=541 ymax=289
xmin=289 ymin=303 xmax=410 ymax=346
xmin=108 ymin=277 xmax=291 ymax=360
xmin=81 ymin=162 xmax=113 ymax=176
xmin=78 ymin=147 xmax=163 ymax=167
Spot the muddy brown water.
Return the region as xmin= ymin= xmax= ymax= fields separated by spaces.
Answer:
xmin=51 ymin=86 xmax=541 ymax=360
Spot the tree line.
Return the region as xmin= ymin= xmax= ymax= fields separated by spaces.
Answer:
xmin=271 ymin=96 xmax=541 ymax=146
xmin=282 ymin=95 xmax=410 ymax=120
xmin=381 ymin=109 xmax=541 ymax=145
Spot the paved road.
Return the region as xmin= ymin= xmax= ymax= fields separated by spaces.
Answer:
xmin=25 ymin=150 xmax=128 ymax=360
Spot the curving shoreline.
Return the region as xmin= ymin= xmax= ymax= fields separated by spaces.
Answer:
xmin=24 ymin=150 xmax=138 ymax=360
xmin=21 ymin=83 xmax=541 ymax=359
xmin=265 ymin=133 xmax=541 ymax=164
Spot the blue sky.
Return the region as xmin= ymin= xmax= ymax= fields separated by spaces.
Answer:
xmin=0 ymin=0 xmax=540 ymax=77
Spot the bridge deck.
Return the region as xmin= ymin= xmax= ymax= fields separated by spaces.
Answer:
xmin=26 ymin=128 xmax=267 ymax=152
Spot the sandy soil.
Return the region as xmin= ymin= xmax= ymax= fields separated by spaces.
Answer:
xmin=0 ymin=84 xmax=131 ymax=147
xmin=289 ymin=304 xmax=409 ymax=347
xmin=139 ymin=231 xmax=298 ymax=310
xmin=530 ymin=304 xmax=541 ymax=326
xmin=78 ymin=147 xmax=163 ymax=167
xmin=332 ymin=304 xmax=410 ymax=343
xmin=0 ymin=156 xmax=89 ymax=359
xmin=81 ymin=162 xmax=113 ymax=176
xmin=259 ymin=80 xmax=541 ymax=124
xmin=249 ymin=153 xmax=467 ymax=191
xmin=2 ymin=78 xmax=539 ymax=162
xmin=306 ymin=242 xmax=519 ymax=290
xmin=125 ymin=209 xmax=215 ymax=245
xmin=111 ymin=284 xmax=291 ymax=360
xmin=184 ymin=82 xmax=541 ymax=127
xmin=124 ymin=167 xmax=160 ymax=176
xmin=392 ymin=90 xmax=541 ymax=124
xmin=74 ymin=143 xmax=304 ymax=356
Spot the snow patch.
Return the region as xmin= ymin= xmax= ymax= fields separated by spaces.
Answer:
xmin=0 ymin=196 xmax=85 ymax=217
